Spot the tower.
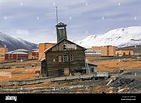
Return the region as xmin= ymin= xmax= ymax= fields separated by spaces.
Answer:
xmin=56 ymin=22 xmax=67 ymax=43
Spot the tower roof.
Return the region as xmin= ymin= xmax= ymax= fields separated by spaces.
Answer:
xmin=56 ymin=22 xmax=67 ymax=27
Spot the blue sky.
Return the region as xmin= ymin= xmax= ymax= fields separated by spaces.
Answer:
xmin=0 ymin=0 xmax=141 ymax=43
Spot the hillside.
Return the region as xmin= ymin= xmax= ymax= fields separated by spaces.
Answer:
xmin=77 ymin=26 xmax=141 ymax=48
xmin=0 ymin=32 xmax=38 ymax=52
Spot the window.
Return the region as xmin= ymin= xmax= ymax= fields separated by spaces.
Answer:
xmin=123 ymin=52 xmax=126 ymax=56
xmin=58 ymin=56 xmax=62 ymax=63
xmin=129 ymin=51 xmax=131 ymax=55
xmin=63 ymin=44 xmax=67 ymax=50
xmin=70 ymin=54 xmax=73 ymax=61
xmin=63 ymin=55 xmax=68 ymax=62
xmin=53 ymin=59 xmax=56 ymax=62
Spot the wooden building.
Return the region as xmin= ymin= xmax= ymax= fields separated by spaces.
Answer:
xmin=41 ymin=39 xmax=86 ymax=77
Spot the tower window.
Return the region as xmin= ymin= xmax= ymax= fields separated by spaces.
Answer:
xmin=63 ymin=44 xmax=67 ymax=50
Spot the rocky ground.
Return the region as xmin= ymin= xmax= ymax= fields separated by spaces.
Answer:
xmin=0 ymin=59 xmax=141 ymax=94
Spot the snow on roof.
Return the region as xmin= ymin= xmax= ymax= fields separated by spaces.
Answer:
xmin=14 ymin=49 xmax=29 ymax=52
xmin=6 ymin=51 xmax=28 ymax=54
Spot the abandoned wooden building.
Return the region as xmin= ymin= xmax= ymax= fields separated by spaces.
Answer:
xmin=41 ymin=22 xmax=88 ymax=77
xmin=41 ymin=39 xmax=86 ymax=77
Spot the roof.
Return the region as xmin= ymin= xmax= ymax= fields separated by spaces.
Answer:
xmin=40 ymin=58 xmax=46 ymax=62
xmin=44 ymin=39 xmax=86 ymax=53
xmin=117 ymin=49 xmax=134 ymax=51
xmin=39 ymin=42 xmax=56 ymax=45
xmin=56 ymin=22 xmax=67 ymax=27
xmin=6 ymin=51 xmax=28 ymax=55
xmin=87 ymin=63 xmax=98 ymax=67
xmin=14 ymin=49 xmax=29 ymax=52
xmin=32 ymin=49 xmax=39 ymax=52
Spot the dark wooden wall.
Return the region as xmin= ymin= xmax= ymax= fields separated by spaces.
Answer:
xmin=46 ymin=50 xmax=85 ymax=77
xmin=43 ymin=39 xmax=86 ymax=77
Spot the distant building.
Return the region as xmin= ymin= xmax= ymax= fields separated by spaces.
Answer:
xmin=5 ymin=51 xmax=28 ymax=61
xmin=116 ymin=49 xmax=134 ymax=56
xmin=38 ymin=43 xmax=56 ymax=61
xmin=87 ymin=45 xmax=117 ymax=57
xmin=85 ymin=50 xmax=101 ymax=56
xmin=31 ymin=49 xmax=39 ymax=59
xmin=0 ymin=47 xmax=8 ymax=62
xmin=100 ymin=45 xmax=116 ymax=57
xmin=5 ymin=49 xmax=29 ymax=61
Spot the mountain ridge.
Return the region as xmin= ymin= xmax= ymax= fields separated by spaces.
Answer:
xmin=0 ymin=32 xmax=38 ymax=52
xmin=76 ymin=26 xmax=141 ymax=48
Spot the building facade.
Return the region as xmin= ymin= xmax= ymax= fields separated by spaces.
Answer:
xmin=31 ymin=49 xmax=39 ymax=59
xmin=38 ymin=43 xmax=56 ymax=61
xmin=88 ymin=45 xmax=117 ymax=57
xmin=0 ymin=47 xmax=8 ymax=62
xmin=5 ymin=49 xmax=29 ymax=61
xmin=5 ymin=51 xmax=28 ymax=61
xmin=41 ymin=39 xmax=86 ymax=77
xmin=100 ymin=45 xmax=116 ymax=57
xmin=116 ymin=49 xmax=134 ymax=56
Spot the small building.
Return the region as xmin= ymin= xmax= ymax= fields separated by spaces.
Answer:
xmin=116 ymin=49 xmax=134 ymax=57
xmin=41 ymin=39 xmax=86 ymax=77
xmin=5 ymin=51 xmax=28 ymax=61
xmin=31 ymin=49 xmax=39 ymax=59
xmin=87 ymin=45 xmax=117 ymax=57
xmin=87 ymin=63 xmax=98 ymax=73
xmin=100 ymin=45 xmax=116 ymax=57
xmin=0 ymin=47 xmax=8 ymax=62
xmin=85 ymin=50 xmax=101 ymax=56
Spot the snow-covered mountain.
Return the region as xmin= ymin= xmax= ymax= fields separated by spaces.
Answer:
xmin=0 ymin=32 xmax=38 ymax=52
xmin=77 ymin=26 xmax=141 ymax=48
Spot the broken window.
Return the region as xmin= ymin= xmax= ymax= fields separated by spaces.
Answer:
xmin=63 ymin=55 xmax=68 ymax=62
xmin=70 ymin=54 xmax=73 ymax=61
xmin=63 ymin=44 xmax=67 ymax=50
xmin=53 ymin=59 xmax=56 ymax=62
xmin=58 ymin=56 xmax=62 ymax=63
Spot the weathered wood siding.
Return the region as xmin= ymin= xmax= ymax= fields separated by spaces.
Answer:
xmin=45 ymin=39 xmax=86 ymax=77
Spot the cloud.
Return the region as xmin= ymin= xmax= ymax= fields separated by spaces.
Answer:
xmin=0 ymin=0 xmax=141 ymax=43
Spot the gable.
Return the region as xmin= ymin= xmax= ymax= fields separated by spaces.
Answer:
xmin=45 ymin=39 xmax=86 ymax=52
